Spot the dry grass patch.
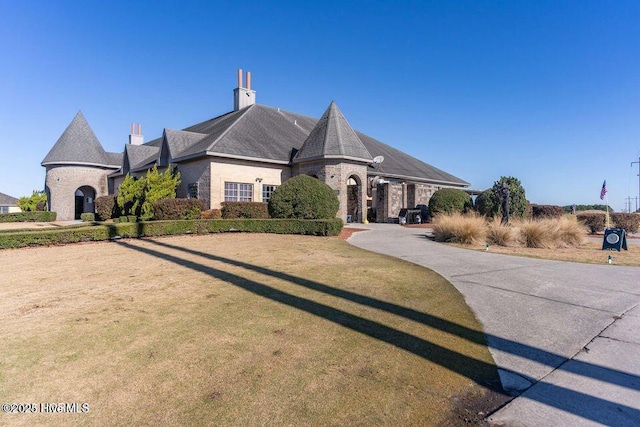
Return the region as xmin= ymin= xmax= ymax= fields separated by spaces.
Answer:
xmin=0 ymin=234 xmax=500 ymax=426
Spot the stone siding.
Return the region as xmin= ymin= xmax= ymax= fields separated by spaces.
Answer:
xmin=45 ymin=165 xmax=115 ymax=221
xmin=294 ymin=160 xmax=368 ymax=222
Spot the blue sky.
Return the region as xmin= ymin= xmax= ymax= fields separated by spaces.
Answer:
xmin=1 ymin=1 xmax=639 ymax=210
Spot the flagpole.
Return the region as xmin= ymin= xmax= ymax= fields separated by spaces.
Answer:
xmin=605 ymin=193 xmax=610 ymax=229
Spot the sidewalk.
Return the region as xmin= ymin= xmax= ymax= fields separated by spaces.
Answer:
xmin=348 ymin=224 xmax=640 ymax=426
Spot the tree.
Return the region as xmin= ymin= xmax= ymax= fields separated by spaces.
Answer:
xmin=18 ymin=190 xmax=47 ymax=212
xmin=139 ymin=165 xmax=181 ymax=219
xmin=116 ymin=166 xmax=181 ymax=219
xmin=428 ymin=188 xmax=473 ymax=217
xmin=116 ymin=174 xmax=145 ymax=216
xmin=491 ymin=176 xmax=527 ymax=219
xmin=268 ymin=175 xmax=339 ymax=219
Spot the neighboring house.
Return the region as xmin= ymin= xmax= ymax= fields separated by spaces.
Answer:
xmin=42 ymin=70 xmax=469 ymax=222
xmin=0 ymin=192 xmax=21 ymax=214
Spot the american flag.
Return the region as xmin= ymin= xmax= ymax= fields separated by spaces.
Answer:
xmin=600 ymin=180 xmax=607 ymax=200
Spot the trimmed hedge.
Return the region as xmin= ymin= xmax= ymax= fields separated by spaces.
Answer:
xmin=154 ymin=198 xmax=206 ymax=220
xmin=531 ymin=204 xmax=565 ymax=219
xmin=0 ymin=218 xmax=344 ymax=249
xmin=201 ymin=209 xmax=222 ymax=219
xmin=577 ymin=212 xmax=606 ymax=234
xmin=0 ymin=211 xmax=57 ymax=223
xmin=80 ymin=213 xmax=95 ymax=222
xmin=221 ymin=202 xmax=270 ymax=219
xmin=611 ymin=213 xmax=640 ymax=233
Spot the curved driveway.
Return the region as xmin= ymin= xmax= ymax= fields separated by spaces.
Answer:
xmin=348 ymin=224 xmax=640 ymax=426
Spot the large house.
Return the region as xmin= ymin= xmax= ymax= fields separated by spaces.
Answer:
xmin=42 ymin=71 xmax=469 ymax=222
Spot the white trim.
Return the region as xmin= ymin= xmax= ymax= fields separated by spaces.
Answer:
xmin=292 ymin=154 xmax=373 ymax=164
xmin=173 ymin=151 xmax=291 ymax=165
xmin=367 ymin=171 xmax=469 ymax=187
xmin=41 ymin=161 xmax=120 ymax=169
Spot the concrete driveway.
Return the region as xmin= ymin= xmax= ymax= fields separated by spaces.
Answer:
xmin=348 ymin=224 xmax=640 ymax=426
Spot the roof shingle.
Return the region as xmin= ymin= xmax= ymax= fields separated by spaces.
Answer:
xmin=294 ymin=102 xmax=373 ymax=163
xmin=41 ymin=111 xmax=120 ymax=168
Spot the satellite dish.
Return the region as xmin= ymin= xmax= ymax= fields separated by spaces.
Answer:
xmin=373 ymin=155 xmax=385 ymax=164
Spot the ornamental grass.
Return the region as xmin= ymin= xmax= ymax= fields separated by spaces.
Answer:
xmin=433 ymin=212 xmax=486 ymax=245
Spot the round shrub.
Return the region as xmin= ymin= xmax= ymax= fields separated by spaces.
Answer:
xmin=428 ymin=188 xmax=473 ymax=217
xmin=268 ymin=175 xmax=339 ymax=219
xmin=475 ymin=189 xmax=496 ymax=217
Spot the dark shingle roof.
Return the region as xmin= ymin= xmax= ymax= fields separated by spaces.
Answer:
xmin=126 ymin=144 xmax=160 ymax=172
xmin=358 ymin=132 xmax=470 ymax=185
xmin=101 ymin=103 xmax=468 ymax=186
xmin=0 ymin=192 xmax=18 ymax=206
xmin=163 ymin=129 xmax=208 ymax=159
xmin=174 ymin=105 xmax=312 ymax=163
xmin=41 ymin=111 xmax=120 ymax=168
xmin=294 ymin=102 xmax=372 ymax=163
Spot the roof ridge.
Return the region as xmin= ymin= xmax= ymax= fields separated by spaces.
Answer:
xmin=331 ymin=102 xmax=345 ymax=156
xmin=165 ymin=128 xmax=208 ymax=137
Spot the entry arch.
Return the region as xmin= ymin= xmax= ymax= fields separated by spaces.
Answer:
xmin=346 ymin=174 xmax=363 ymax=223
xmin=74 ymin=185 xmax=96 ymax=219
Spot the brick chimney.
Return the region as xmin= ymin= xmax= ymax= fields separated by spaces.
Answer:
xmin=233 ymin=69 xmax=256 ymax=111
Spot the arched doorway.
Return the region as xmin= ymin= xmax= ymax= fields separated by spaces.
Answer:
xmin=74 ymin=186 xmax=96 ymax=220
xmin=347 ymin=175 xmax=362 ymax=223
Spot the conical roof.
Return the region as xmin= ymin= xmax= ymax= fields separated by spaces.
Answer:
xmin=41 ymin=111 xmax=119 ymax=167
xmin=293 ymin=102 xmax=373 ymax=163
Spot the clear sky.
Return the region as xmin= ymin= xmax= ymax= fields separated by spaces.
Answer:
xmin=1 ymin=1 xmax=639 ymax=211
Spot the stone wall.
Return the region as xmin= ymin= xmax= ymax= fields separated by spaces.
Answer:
xmin=294 ymin=160 xmax=368 ymax=223
xmin=45 ymin=165 xmax=116 ymax=221
xmin=407 ymin=183 xmax=437 ymax=207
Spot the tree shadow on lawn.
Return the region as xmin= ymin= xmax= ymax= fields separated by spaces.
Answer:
xmin=117 ymin=239 xmax=640 ymax=425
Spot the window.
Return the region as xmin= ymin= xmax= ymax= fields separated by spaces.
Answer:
xmin=224 ymin=182 xmax=253 ymax=202
xmin=188 ymin=183 xmax=199 ymax=199
xmin=0 ymin=206 xmax=8 ymax=214
xmin=262 ymin=184 xmax=278 ymax=203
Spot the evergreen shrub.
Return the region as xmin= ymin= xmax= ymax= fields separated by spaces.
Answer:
xmin=474 ymin=190 xmax=496 ymax=217
xmin=0 ymin=211 xmax=57 ymax=223
xmin=0 ymin=218 xmax=343 ymax=249
xmin=268 ymin=175 xmax=339 ymax=219
xmin=428 ymin=188 xmax=473 ymax=217
xmin=80 ymin=213 xmax=95 ymax=222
